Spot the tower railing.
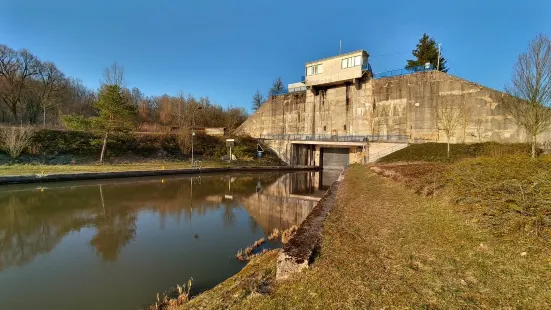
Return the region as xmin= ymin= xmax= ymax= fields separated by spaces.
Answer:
xmin=260 ymin=133 xmax=409 ymax=143
xmin=373 ymin=64 xmax=434 ymax=79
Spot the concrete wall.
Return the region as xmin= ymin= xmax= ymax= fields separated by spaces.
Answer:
xmin=263 ymin=139 xmax=405 ymax=166
xmin=237 ymin=71 xmax=551 ymax=144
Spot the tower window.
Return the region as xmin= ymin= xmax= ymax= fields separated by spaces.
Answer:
xmin=306 ymin=64 xmax=323 ymax=76
xmin=341 ymin=55 xmax=362 ymax=68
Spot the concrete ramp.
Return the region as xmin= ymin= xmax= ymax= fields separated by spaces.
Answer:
xmin=368 ymin=143 xmax=408 ymax=162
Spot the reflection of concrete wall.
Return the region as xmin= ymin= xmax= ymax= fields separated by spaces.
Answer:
xmin=239 ymin=172 xmax=317 ymax=233
xmin=239 ymin=194 xmax=315 ymax=234
xmin=238 ymin=172 xmax=317 ymax=234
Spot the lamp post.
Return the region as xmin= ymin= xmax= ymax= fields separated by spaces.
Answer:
xmin=191 ymin=106 xmax=202 ymax=167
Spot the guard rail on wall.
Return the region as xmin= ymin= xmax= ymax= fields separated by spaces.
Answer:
xmin=373 ymin=64 xmax=434 ymax=79
xmin=260 ymin=134 xmax=409 ymax=143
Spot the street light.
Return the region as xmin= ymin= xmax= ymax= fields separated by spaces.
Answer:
xmin=191 ymin=106 xmax=202 ymax=167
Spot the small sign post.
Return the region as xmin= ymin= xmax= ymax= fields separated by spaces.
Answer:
xmin=191 ymin=130 xmax=196 ymax=166
xmin=257 ymin=143 xmax=264 ymax=159
xmin=226 ymin=139 xmax=235 ymax=162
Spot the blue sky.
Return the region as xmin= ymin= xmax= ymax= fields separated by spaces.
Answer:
xmin=2 ymin=0 xmax=550 ymax=113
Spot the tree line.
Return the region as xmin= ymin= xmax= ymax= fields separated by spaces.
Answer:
xmin=0 ymin=44 xmax=247 ymax=131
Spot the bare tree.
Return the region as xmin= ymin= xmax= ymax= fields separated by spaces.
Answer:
xmin=269 ymin=77 xmax=284 ymax=97
xmin=473 ymin=118 xmax=486 ymax=142
xmin=505 ymin=34 xmax=551 ymax=158
xmin=252 ymin=90 xmax=264 ymax=111
xmin=101 ymin=62 xmax=124 ymax=87
xmin=0 ymin=46 xmax=40 ymax=121
xmin=36 ymin=62 xmax=67 ymax=126
xmin=0 ymin=126 xmax=36 ymax=158
xmin=438 ymin=99 xmax=464 ymax=158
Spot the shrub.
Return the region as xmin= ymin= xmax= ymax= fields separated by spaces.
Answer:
xmin=31 ymin=130 xmax=97 ymax=155
xmin=61 ymin=114 xmax=91 ymax=131
xmin=0 ymin=126 xmax=36 ymax=158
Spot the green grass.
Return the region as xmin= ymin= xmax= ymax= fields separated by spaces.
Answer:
xmin=378 ymin=142 xmax=535 ymax=163
xmin=168 ymin=164 xmax=551 ymax=309
xmin=0 ymin=160 xmax=283 ymax=176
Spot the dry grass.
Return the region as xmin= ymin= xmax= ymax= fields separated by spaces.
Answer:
xmin=145 ymin=279 xmax=194 ymax=310
xmin=174 ymin=164 xmax=551 ymax=309
xmin=378 ymin=142 xmax=535 ymax=163
xmin=267 ymin=228 xmax=280 ymax=241
xmin=0 ymin=160 xmax=280 ymax=176
xmin=373 ymin=155 xmax=551 ymax=239
xmin=447 ymin=155 xmax=551 ymax=238
xmin=280 ymin=225 xmax=298 ymax=244
xmin=235 ymin=237 xmax=267 ymax=262
xmin=173 ymin=250 xmax=279 ymax=310
xmin=371 ymin=162 xmax=449 ymax=196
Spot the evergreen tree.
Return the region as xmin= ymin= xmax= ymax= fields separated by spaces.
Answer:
xmin=269 ymin=77 xmax=284 ymax=97
xmin=406 ymin=33 xmax=448 ymax=72
xmin=252 ymin=90 xmax=264 ymax=111
xmin=91 ymin=84 xmax=137 ymax=162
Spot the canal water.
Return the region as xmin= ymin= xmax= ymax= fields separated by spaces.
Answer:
xmin=0 ymin=170 xmax=337 ymax=310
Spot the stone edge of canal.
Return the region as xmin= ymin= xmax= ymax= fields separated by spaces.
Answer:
xmin=0 ymin=165 xmax=320 ymax=185
xmin=144 ymin=168 xmax=346 ymax=309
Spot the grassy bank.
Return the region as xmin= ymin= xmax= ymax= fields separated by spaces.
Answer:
xmin=0 ymin=160 xmax=286 ymax=176
xmin=1 ymin=130 xmax=286 ymax=176
xmin=378 ymin=142 xmax=536 ymax=163
xmin=167 ymin=149 xmax=551 ymax=309
xmin=1 ymin=130 xmax=283 ymax=166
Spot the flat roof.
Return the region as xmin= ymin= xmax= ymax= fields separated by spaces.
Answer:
xmin=306 ymin=50 xmax=368 ymax=65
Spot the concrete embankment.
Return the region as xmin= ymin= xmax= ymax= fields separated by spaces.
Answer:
xmin=0 ymin=165 xmax=318 ymax=185
xmin=143 ymin=168 xmax=344 ymax=309
xmin=276 ymin=169 xmax=344 ymax=279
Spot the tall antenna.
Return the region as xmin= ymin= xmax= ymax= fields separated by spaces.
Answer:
xmin=339 ymin=40 xmax=342 ymax=55
xmin=437 ymin=43 xmax=442 ymax=71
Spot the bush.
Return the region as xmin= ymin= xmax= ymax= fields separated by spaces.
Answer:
xmin=30 ymin=130 xmax=97 ymax=155
xmin=7 ymin=130 xmax=285 ymax=164
xmin=0 ymin=126 xmax=36 ymax=158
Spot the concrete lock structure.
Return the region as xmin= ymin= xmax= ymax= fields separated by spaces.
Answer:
xmin=236 ymin=50 xmax=551 ymax=170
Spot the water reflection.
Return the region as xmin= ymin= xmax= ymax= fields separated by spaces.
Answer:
xmin=0 ymin=170 xmax=328 ymax=310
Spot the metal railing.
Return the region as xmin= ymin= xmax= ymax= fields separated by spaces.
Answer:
xmin=260 ymin=133 xmax=409 ymax=143
xmin=272 ymin=87 xmax=307 ymax=96
xmin=373 ymin=64 xmax=434 ymax=79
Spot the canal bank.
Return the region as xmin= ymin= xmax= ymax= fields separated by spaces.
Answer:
xmin=0 ymin=165 xmax=318 ymax=185
xmin=168 ymin=164 xmax=551 ymax=309
xmin=150 ymin=168 xmax=345 ymax=310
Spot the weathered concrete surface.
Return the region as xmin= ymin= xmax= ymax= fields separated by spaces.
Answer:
xmin=276 ymin=170 xmax=344 ymax=280
xmin=237 ymin=71 xmax=551 ymax=144
xmin=263 ymin=138 xmax=407 ymax=165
